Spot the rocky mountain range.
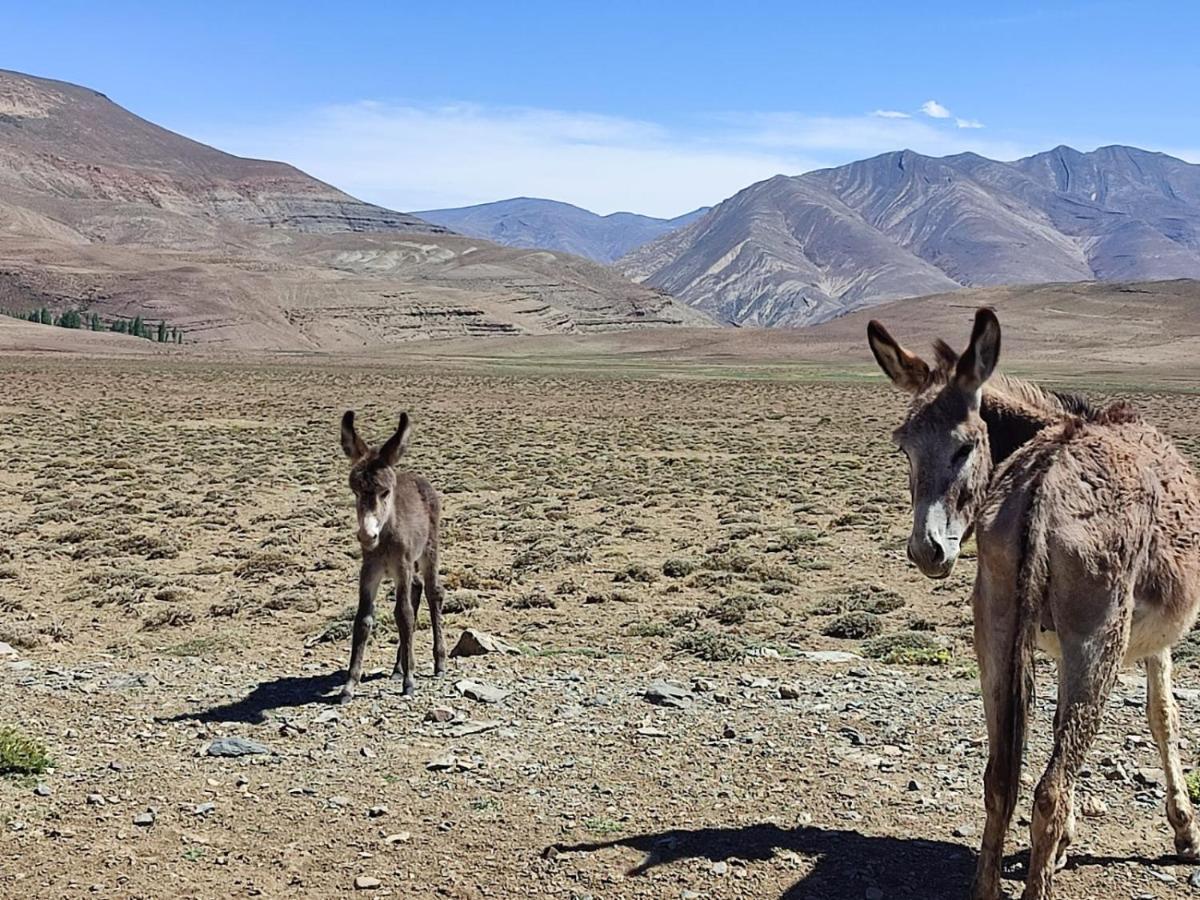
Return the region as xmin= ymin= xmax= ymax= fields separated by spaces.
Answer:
xmin=0 ymin=69 xmax=706 ymax=348
xmin=619 ymin=146 xmax=1200 ymax=326
xmin=417 ymin=198 xmax=707 ymax=264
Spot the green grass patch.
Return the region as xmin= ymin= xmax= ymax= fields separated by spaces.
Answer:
xmin=0 ymin=726 xmax=50 ymax=776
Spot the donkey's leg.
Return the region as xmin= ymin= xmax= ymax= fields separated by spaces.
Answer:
xmin=1024 ymin=601 xmax=1130 ymax=900
xmin=1052 ymin=673 xmax=1077 ymax=872
xmin=420 ymin=544 xmax=446 ymax=676
xmin=392 ymin=556 xmax=416 ymax=694
xmin=971 ymin=580 xmax=1021 ymax=900
xmin=1146 ymin=648 xmax=1200 ymax=858
xmin=394 ymin=575 xmax=422 ymax=683
xmin=341 ymin=561 xmax=384 ymax=703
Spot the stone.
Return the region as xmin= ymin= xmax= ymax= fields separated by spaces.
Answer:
xmin=796 ymin=650 xmax=862 ymax=664
xmin=206 ymin=736 xmax=272 ymax=758
xmin=427 ymin=752 xmax=459 ymax=772
xmin=447 ymin=720 xmax=501 ymax=738
xmin=86 ymin=793 xmax=104 ymax=806
xmin=711 ymin=861 xmax=728 ymax=876
xmin=0 ymin=642 xmax=16 ymax=657
xmin=133 ymin=811 xmax=155 ymax=827
xmin=194 ymin=802 xmax=216 ymax=816
xmin=450 ymin=629 xmax=520 ymax=658
xmin=384 ymin=831 xmax=412 ymax=844
xmin=368 ymin=805 xmax=388 ymax=818
xmin=425 ymin=706 xmax=455 ymax=723
xmin=1189 ymin=869 xmax=1200 ymax=889
xmin=1081 ymin=796 xmax=1107 ymax=818
xmin=354 ymin=875 xmax=381 ymax=890
xmin=779 ymin=684 xmax=801 ymax=700
xmin=953 ymin=824 xmax=974 ymax=838
xmin=644 ymin=681 xmax=694 ymax=709
xmin=327 ymin=795 xmax=352 ymax=809
xmin=455 ymin=679 xmax=509 ymax=705
xmin=33 ymin=783 xmax=51 ymax=797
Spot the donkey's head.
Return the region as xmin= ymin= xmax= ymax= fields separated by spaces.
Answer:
xmin=340 ymin=410 xmax=412 ymax=551
xmin=867 ymin=308 xmax=1001 ymax=579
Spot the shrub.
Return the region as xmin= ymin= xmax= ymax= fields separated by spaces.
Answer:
xmin=822 ymin=611 xmax=883 ymax=639
xmin=0 ymin=726 xmax=50 ymax=775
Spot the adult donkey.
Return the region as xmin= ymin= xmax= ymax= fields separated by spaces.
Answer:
xmin=868 ymin=308 xmax=1200 ymax=899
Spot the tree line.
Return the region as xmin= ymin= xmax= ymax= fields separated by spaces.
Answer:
xmin=3 ymin=307 xmax=185 ymax=344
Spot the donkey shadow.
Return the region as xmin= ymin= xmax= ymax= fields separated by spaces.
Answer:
xmin=162 ymin=670 xmax=371 ymax=724
xmin=553 ymin=821 xmax=1182 ymax=899
xmin=555 ymin=822 xmax=975 ymax=898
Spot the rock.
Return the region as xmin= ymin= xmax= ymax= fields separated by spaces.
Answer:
xmin=1135 ymin=767 xmax=1165 ymax=788
xmin=86 ymin=793 xmax=104 ymax=806
xmin=327 ymin=795 xmax=352 ymax=809
xmin=314 ymin=709 xmax=341 ymax=725
xmin=194 ymin=802 xmax=216 ymax=816
xmin=779 ymin=684 xmax=801 ymax=700
xmin=0 ymin=641 xmax=16 ymax=657
xmin=796 ymin=650 xmax=862 ymax=664
xmin=1189 ymin=869 xmax=1200 ymax=889
xmin=644 ymin=681 xmax=694 ymax=709
xmin=133 ymin=811 xmax=155 ymax=827
xmin=384 ymin=831 xmax=412 ymax=844
xmin=907 ymin=780 xmax=922 ymax=792
xmin=33 ymin=783 xmax=51 ymax=797
xmin=427 ymin=752 xmax=459 ymax=771
xmin=425 ymin=706 xmax=455 ymax=723
xmin=1081 ymin=796 xmax=1107 ymax=818
xmin=206 ymin=736 xmax=272 ymax=758
xmin=455 ymin=679 xmax=509 ymax=705
xmin=447 ymin=720 xmax=501 ymax=738
xmin=450 ymin=629 xmax=519 ymax=658
xmin=953 ymin=824 xmax=974 ymax=838
xmin=637 ymin=726 xmax=669 ymax=737
xmin=711 ymin=861 xmax=728 ymax=876
xmin=368 ymin=805 xmax=388 ymax=818
xmin=354 ymin=875 xmax=381 ymax=890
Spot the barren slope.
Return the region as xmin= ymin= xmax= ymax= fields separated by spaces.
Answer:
xmin=0 ymin=70 xmax=708 ymax=347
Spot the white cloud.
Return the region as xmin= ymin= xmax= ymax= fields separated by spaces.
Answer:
xmin=956 ymin=118 xmax=985 ymax=129
xmin=871 ymin=109 xmax=912 ymax=119
xmin=197 ymin=101 xmax=1035 ymax=217
xmin=921 ymin=100 xmax=953 ymax=119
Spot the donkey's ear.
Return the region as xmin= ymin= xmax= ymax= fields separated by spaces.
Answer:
xmin=341 ymin=410 xmax=368 ymax=462
xmin=955 ymin=308 xmax=1001 ymax=398
xmin=868 ymin=320 xmax=931 ymax=394
xmin=379 ymin=412 xmax=411 ymax=467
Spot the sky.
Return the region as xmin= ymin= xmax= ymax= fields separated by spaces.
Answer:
xmin=6 ymin=1 xmax=1199 ymax=217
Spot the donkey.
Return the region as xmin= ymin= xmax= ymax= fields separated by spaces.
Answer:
xmin=338 ymin=410 xmax=446 ymax=703
xmin=868 ymin=308 xmax=1200 ymax=899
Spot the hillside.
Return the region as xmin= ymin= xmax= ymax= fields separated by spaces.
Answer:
xmin=620 ymin=146 xmax=1200 ymax=326
xmin=0 ymin=69 xmax=708 ymax=348
xmin=416 ymin=198 xmax=707 ymax=263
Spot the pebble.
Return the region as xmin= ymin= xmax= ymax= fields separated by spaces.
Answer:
xmin=368 ymin=805 xmax=388 ymax=818
xmin=33 ymin=783 xmax=51 ymax=797
xmin=779 ymin=684 xmax=801 ymax=700
xmin=86 ymin=793 xmax=104 ymax=806
xmin=455 ymin=679 xmax=509 ymax=704
xmin=384 ymin=831 xmax=412 ymax=844
xmin=133 ymin=811 xmax=155 ymax=827
xmin=711 ymin=861 xmax=728 ymax=876
xmin=353 ymin=875 xmax=381 ymax=890
xmin=425 ymin=706 xmax=455 ymax=723
xmin=0 ymin=641 xmax=16 ymax=657
xmin=953 ymin=824 xmax=974 ymax=838
xmin=1189 ymin=869 xmax=1200 ymax=889
xmin=645 ymin=681 xmax=694 ymax=709
xmin=194 ymin=802 xmax=216 ymax=816
xmin=206 ymin=736 xmax=272 ymax=757
xmin=1081 ymin=796 xmax=1107 ymax=818
xmin=327 ymin=795 xmax=352 ymax=809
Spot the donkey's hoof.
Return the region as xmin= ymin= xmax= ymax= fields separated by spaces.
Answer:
xmin=391 ymin=671 xmax=416 ymax=695
xmin=1175 ymin=832 xmax=1200 ymax=861
xmin=338 ymin=688 xmax=355 ymax=705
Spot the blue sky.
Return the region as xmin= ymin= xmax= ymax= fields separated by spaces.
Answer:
xmin=6 ymin=1 xmax=1198 ymax=216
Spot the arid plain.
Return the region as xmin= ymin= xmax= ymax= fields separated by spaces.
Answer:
xmin=6 ymin=325 xmax=1200 ymax=899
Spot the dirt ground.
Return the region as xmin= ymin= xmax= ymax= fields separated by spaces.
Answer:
xmin=5 ymin=355 xmax=1200 ymax=899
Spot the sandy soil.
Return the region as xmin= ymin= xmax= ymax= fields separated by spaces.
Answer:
xmin=4 ymin=355 xmax=1200 ymax=899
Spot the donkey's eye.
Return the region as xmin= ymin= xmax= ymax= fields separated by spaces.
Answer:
xmin=951 ymin=444 xmax=973 ymax=467
xmin=380 ymin=489 xmax=391 ymax=499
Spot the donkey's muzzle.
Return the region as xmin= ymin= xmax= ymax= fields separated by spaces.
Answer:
xmin=907 ymin=534 xmax=956 ymax=579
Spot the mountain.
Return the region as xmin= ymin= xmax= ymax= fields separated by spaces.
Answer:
xmin=619 ymin=146 xmax=1200 ymax=326
xmin=416 ymin=198 xmax=709 ymax=263
xmin=0 ymin=69 xmax=708 ymax=348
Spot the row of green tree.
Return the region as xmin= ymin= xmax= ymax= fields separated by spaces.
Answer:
xmin=4 ymin=307 xmax=184 ymax=343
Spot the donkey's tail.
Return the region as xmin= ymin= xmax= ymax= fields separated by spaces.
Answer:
xmin=1002 ymin=467 xmax=1054 ymax=824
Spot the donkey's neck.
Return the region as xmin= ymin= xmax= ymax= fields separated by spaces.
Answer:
xmin=980 ymin=375 xmax=1073 ymax=465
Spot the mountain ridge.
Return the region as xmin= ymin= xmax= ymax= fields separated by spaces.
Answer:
xmin=619 ymin=144 xmax=1200 ymax=326
xmin=417 ymin=197 xmax=708 ymax=263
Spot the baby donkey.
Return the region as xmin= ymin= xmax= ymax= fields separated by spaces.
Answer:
xmin=338 ymin=410 xmax=446 ymax=703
